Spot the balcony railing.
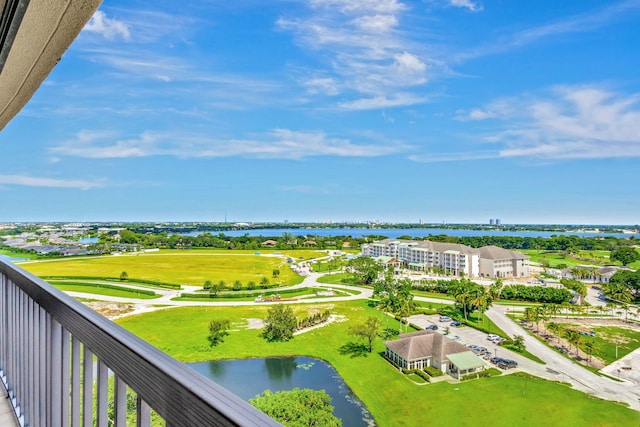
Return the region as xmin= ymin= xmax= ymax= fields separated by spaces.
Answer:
xmin=0 ymin=259 xmax=281 ymax=426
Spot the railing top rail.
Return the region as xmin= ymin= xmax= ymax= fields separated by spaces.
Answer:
xmin=0 ymin=260 xmax=281 ymax=426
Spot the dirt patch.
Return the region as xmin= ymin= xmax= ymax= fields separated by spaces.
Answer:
xmin=550 ymin=317 xmax=640 ymax=330
xmin=85 ymin=302 xmax=135 ymax=319
xmin=293 ymin=314 xmax=347 ymax=336
xmin=246 ymin=318 xmax=265 ymax=329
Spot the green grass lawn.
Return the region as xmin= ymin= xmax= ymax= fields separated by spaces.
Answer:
xmin=117 ymin=301 xmax=638 ymax=427
xmin=316 ymin=272 xmax=357 ymax=285
xmin=412 ymin=289 xmax=455 ymax=301
xmin=19 ymin=249 xmax=306 ymax=287
xmin=50 ymin=281 xmax=161 ymax=299
xmin=0 ymin=249 xmax=39 ymax=260
xmin=174 ymin=287 xmax=351 ymax=302
xmin=553 ymin=324 xmax=640 ymax=365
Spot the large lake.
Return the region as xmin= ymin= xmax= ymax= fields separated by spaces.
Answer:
xmin=187 ymin=356 xmax=375 ymax=426
xmin=183 ymin=227 xmax=638 ymax=239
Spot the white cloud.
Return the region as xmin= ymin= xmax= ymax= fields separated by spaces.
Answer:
xmin=0 ymin=174 xmax=104 ymax=190
xmin=447 ymin=0 xmax=482 ymax=12
xmin=309 ymin=0 xmax=407 ymax=15
xmin=302 ymin=76 xmax=341 ymax=96
xmin=455 ymin=99 xmax=517 ymax=121
xmin=51 ymin=128 xmax=411 ymax=160
xmin=457 ymin=0 xmax=640 ymax=61
xmin=353 ymin=14 xmax=398 ymax=32
xmin=438 ymin=85 xmax=640 ymax=162
xmin=277 ymin=0 xmax=432 ymax=108
xmin=83 ymin=11 xmax=130 ymax=41
xmin=339 ymin=93 xmax=425 ymax=110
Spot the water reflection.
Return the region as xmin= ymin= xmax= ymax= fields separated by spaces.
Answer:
xmin=188 ymin=356 xmax=375 ymax=427
xmin=265 ymin=357 xmax=297 ymax=381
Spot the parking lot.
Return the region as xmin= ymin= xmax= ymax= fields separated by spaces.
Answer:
xmin=406 ymin=314 xmax=539 ymax=373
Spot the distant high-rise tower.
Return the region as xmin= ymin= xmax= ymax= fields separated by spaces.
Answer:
xmin=490 ymin=219 xmax=495 ymax=225
xmin=496 ymin=218 xmax=501 ymax=226
xmin=419 ymin=219 xmax=424 ymax=225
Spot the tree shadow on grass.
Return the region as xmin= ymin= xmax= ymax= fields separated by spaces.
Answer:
xmin=339 ymin=342 xmax=369 ymax=358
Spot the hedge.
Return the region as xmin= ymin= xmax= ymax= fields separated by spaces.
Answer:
xmin=181 ymin=287 xmax=314 ymax=300
xmin=48 ymin=281 xmax=156 ymax=296
xmin=43 ymin=276 xmax=181 ymax=289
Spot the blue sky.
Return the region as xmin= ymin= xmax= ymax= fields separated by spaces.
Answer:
xmin=1 ymin=0 xmax=639 ymax=224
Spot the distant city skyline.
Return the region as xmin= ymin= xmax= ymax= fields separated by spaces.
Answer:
xmin=1 ymin=1 xmax=639 ymax=224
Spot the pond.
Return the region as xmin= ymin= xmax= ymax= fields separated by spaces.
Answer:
xmin=188 ymin=356 xmax=375 ymax=426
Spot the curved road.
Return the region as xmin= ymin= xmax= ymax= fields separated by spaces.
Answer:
xmin=64 ymin=271 xmax=640 ymax=411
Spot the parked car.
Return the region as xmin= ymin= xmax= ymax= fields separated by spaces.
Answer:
xmin=450 ymin=321 xmax=461 ymax=327
xmin=497 ymin=359 xmax=518 ymax=369
xmin=439 ymin=316 xmax=452 ymax=322
xmin=425 ymin=324 xmax=438 ymax=331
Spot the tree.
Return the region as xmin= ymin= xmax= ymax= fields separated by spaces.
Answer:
xmin=208 ymin=319 xmax=230 ymax=346
xmin=209 ymin=282 xmax=223 ymax=296
xmin=250 ymin=388 xmax=341 ymax=427
xmin=563 ymin=329 xmax=582 ymax=356
xmin=547 ymin=321 xmax=561 ymax=344
xmin=247 ymin=280 xmax=256 ymax=290
xmin=263 ymin=304 xmax=297 ymax=342
xmin=348 ymin=257 xmax=383 ymax=286
xmin=232 ymin=280 xmax=242 ymax=291
xmin=203 ymin=280 xmax=212 ymax=290
xmin=603 ymin=281 xmax=633 ymax=303
xmin=349 ymin=316 xmax=382 ymax=352
xmin=610 ymin=246 xmax=639 ymax=266
xmin=272 ymin=269 xmax=280 ymax=278
xmin=609 ymin=270 xmax=640 ymax=300
xmin=489 ymin=279 xmax=504 ymax=300
xmin=512 ymin=335 xmax=526 ymax=352
xmin=119 ymin=271 xmax=128 ymax=281
xmin=584 ymin=340 xmax=595 ymax=365
xmin=260 ymin=277 xmax=270 ymax=288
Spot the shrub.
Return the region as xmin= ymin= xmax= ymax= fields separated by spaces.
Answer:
xmin=425 ymin=366 xmax=444 ymax=377
xmin=461 ymin=368 xmax=501 ymax=381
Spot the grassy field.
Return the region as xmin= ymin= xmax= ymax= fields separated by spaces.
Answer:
xmin=553 ymin=324 xmax=640 ymax=365
xmin=117 ymin=301 xmax=638 ymax=426
xmin=0 ymin=249 xmax=39 ymax=260
xmin=49 ymin=281 xmax=160 ymax=299
xmin=18 ymin=250 xmax=309 ymax=287
xmin=521 ymin=249 xmax=640 ymax=270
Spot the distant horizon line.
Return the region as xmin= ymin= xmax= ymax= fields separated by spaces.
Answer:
xmin=0 ymin=221 xmax=638 ymax=228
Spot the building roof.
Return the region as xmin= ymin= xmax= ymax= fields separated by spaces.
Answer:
xmin=0 ymin=0 xmax=101 ymax=130
xmin=376 ymin=238 xmax=481 ymax=256
xmin=385 ymin=330 xmax=469 ymax=362
xmin=478 ymin=245 xmax=528 ymax=260
xmin=447 ymin=351 xmax=486 ymax=371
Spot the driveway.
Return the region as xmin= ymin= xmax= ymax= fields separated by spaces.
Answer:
xmin=486 ymin=305 xmax=640 ymax=410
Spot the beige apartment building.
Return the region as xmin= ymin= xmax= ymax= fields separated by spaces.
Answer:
xmin=361 ymin=239 xmax=529 ymax=279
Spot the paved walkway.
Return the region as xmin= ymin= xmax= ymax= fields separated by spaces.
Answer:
xmin=486 ymin=305 xmax=640 ymax=410
xmin=52 ymin=269 xmax=640 ymax=412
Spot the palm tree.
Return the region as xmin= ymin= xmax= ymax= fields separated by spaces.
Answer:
xmin=524 ymin=306 xmax=540 ymax=331
xmin=470 ymin=287 xmax=491 ymax=322
xmin=604 ymin=282 xmax=633 ymax=304
xmin=547 ymin=322 xmax=561 ymax=344
xmin=584 ymin=340 xmax=595 ymax=365
xmin=563 ymin=329 xmax=582 ymax=357
xmin=489 ymin=279 xmax=503 ymax=300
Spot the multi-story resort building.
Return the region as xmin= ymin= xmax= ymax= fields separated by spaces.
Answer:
xmin=361 ymin=239 xmax=529 ymax=279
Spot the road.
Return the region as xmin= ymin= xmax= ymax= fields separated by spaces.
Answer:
xmin=486 ymin=305 xmax=640 ymax=410
xmin=63 ymin=271 xmax=640 ymax=411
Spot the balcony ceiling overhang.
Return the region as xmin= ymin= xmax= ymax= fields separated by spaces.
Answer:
xmin=0 ymin=0 xmax=101 ymax=130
